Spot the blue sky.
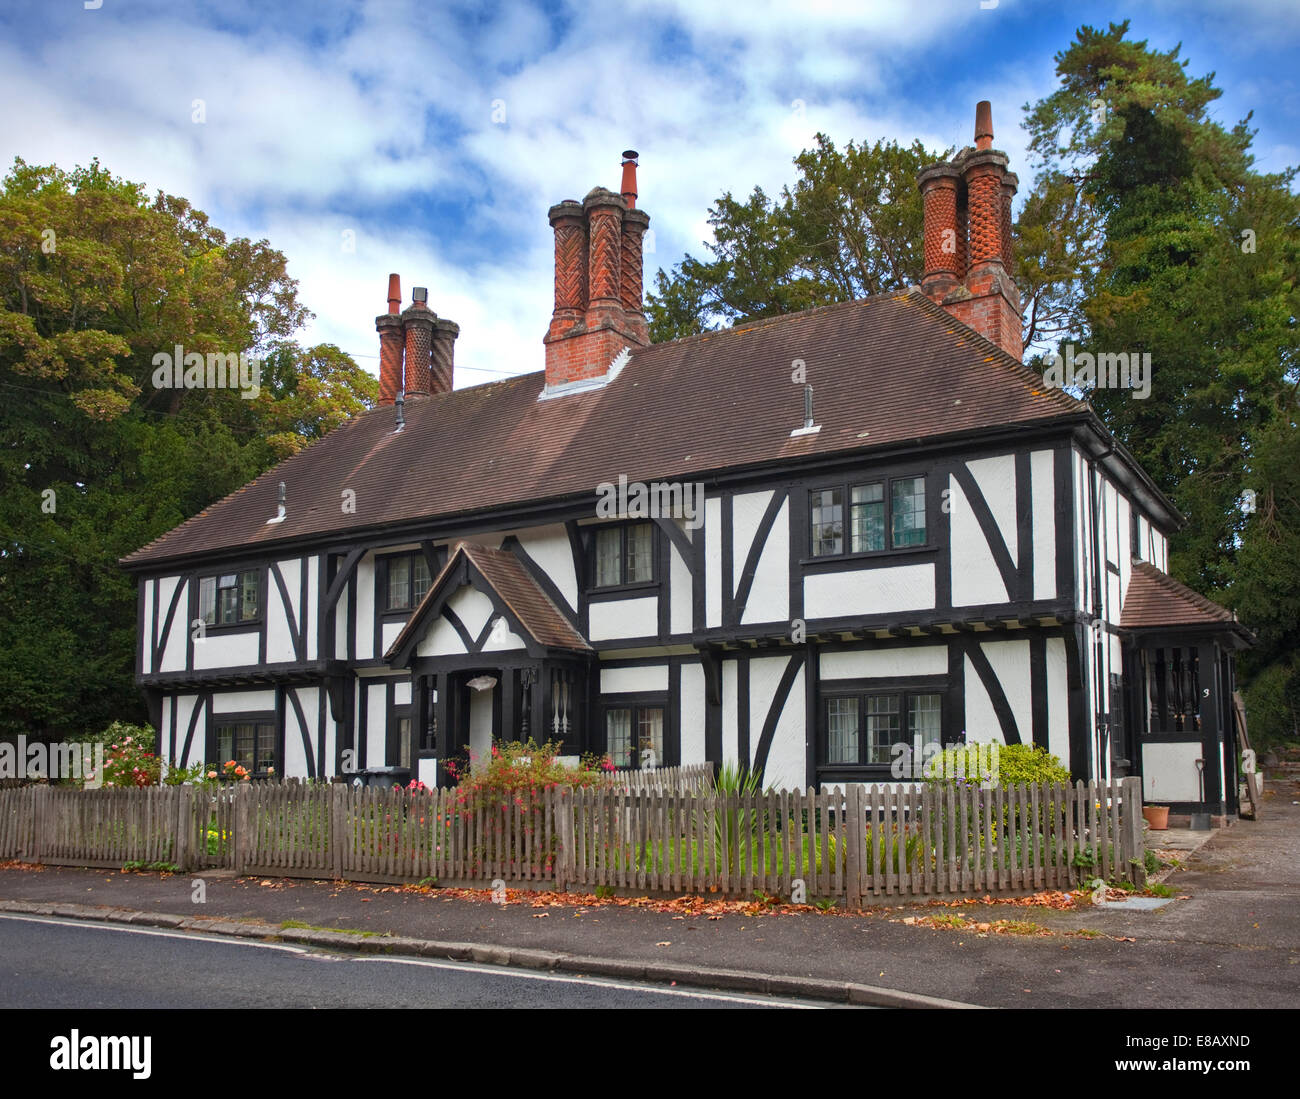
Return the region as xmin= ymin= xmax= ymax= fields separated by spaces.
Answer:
xmin=1 ymin=0 xmax=1296 ymax=384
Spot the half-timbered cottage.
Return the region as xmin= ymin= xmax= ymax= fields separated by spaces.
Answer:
xmin=122 ymin=103 xmax=1252 ymax=821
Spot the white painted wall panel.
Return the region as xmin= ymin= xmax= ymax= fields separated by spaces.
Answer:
xmin=283 ymin=686 xmax=315 ymax=780
xmin=418 ymin=758 xmax=438 ymax=786
xmin=760 ymin=663 xmax=805 ymax=791
xmin=266 ymin=558 xmax=300 ymax=664
xmin=732 ymin=491 xmax=772 ymax=594
xmin=589 ymin=596 xmax=657 ymax=641
xmin=142 ymin=582 xmax=155 ymax=674
xmin=967 ymin=455 xmax=1018 ymax=562
xmin=1045 ymin=638 xmax=1070 ymax=766
xmin=680 ymin=663 xmax=706 ymax=766
xmin=963 ymin=656 xmax=1001 ymax=743
xmin=192 ymin=631 xmax=258 ymax=670
xmin=980 ymin=640 xmax=1031 ymax=741
xmin=1031 ymin=450 xmax=1056 ymax=601
xmin=366 ymin=684 xmax=387 ymax=768
xmin=481 ymin=619 xmax=526 ymax=652
xmin=380 ymin=620 xmax=404 ymax=654
xmin=742 ymin=498 xmax=788 ymax=625
xmin=805 ymin=563 xmax=935 ymax=619
xmin=819 ymin=646 xmax=946 ymax=680
xmin=417 ymin=614 xmax=469 ymax=657
xmin=601 ymin=665 xmax=669 ymax=694
xmin=212 ymin=690 xmax=276 ymax=714
xmin=515 ymin=525 xmax=578 ymax=612
xmin=305 ymin=556 xmax=319 ymax=661
xmin=175 ymin=694 xmax=202 ymax=768
xmin=950 ymin=474 xmax=1008 ymax=606
xmin=706 ymin=497 xmax=722 ymax=628
xmin=356 ymin=556 xmax=375 ymax=658
xmin=1143 ymin=742 xmax=1204 ymax=802
xmin=449 ymin=586 xmax=494 ymax=639
xmin=722 ymin=659 xmax=738 ymax=766
xmin=670 ymin=528 xmax=693 ymax=635
xmin=158 ymin=577 xmax=188 ymax=672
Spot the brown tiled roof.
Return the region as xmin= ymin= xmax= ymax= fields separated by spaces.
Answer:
xmin=387 ymin=542 xmax=589 ymax=659
xmin=122 ymin=289 xmax=1087 ymax=568
xmin=1120 ymin=561 xmax=1237 ymax=629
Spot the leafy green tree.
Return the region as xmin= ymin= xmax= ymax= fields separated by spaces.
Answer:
xmin=1023 ymin=21 xmax=1300 ymax=742
xmin=0 ymin=157 xmax=376 ymax=739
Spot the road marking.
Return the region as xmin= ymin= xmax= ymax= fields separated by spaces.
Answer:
xmin=0 ymin=914 xmax=826 ymax=1007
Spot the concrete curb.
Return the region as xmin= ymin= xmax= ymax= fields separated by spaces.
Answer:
xmin=0 ymin=898 xmax=978 ymax=1009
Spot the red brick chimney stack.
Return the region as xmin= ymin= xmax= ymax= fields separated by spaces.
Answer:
xmin=401 ymin=287 xmax=435 ymax=399
xmin=376 ymin=273 xmax=404 ymax=405
xmin=917 ymin=101 xmax=1022 ymax=359
xmin=543 ymin=152 xmax=651 ymax=390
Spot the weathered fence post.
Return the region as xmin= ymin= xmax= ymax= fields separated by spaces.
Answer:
xmin=173 ymin=787 xmax=192 ymax=872
xmin=331 ymin=783 xmax=345 ymax=880
xmin=554 ymin=786 xmax=571 ymax=891
xmin=1124 ymin=776 xmax=1146 ymax=886
xmin=233 ymin=782 xmax=251 ymax=876
xmin=32 ymin=786 xmax=49 ymax=865
xmin=845 ymin=784 xmax=862 ymax=909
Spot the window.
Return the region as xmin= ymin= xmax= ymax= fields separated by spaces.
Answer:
xmin=199 ymin=570 xmax=260 ymax=626
xmin=593 ymin=523 xmax=654 ymax=587
xmin=810 ymin=475 xmax=926 ymax=557
xmin=216 ymin=720 xmax=276 ymax=778
xmin=384 ymin=552 xmax=432 ymax=612
xmin=605 ymin=704 xmax=665 ymax=769
xmin=821 ymin=690 xmax=942 ymax=769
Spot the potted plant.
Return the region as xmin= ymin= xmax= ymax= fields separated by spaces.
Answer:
xmin=1142 ymin=804 xmax=1170 ymax=830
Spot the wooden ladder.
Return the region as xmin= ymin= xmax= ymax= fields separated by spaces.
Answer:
xmin=1233 ymin=691 xmax=1260 ymax=819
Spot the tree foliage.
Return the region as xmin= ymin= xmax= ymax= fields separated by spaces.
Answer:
xmin=0 ymin=157 xmax=376 ymax=738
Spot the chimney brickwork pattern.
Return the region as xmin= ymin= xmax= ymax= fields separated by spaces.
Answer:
xmin=544 ymin=153 xmax=651 ymax=388
xmin=375 ymin=275 xmax=458 ymax=403
xmin=917 ymin=102 xmax=1023 ymax=359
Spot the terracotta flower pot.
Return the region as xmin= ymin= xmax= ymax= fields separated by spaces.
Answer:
xmin=1142 ymin=805 xmax=1170 ymax=830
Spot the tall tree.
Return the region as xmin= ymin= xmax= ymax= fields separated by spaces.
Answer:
xmin=1023 ymin=22 xmax=1300 ymax=741
xmin=0 ymin=158 xmax=376 ymax=739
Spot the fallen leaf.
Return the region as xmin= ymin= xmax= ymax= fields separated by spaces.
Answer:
xmin=655 ymin=941 xmax=671 ymax=947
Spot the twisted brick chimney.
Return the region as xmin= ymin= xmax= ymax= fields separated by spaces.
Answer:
xmin=543 ymin=151 xmax=650 ymax=391
xmin=917 ymin=102 xmax=1022 ymax=359
xmin=375 ymin=278 xmax=459 ymax=403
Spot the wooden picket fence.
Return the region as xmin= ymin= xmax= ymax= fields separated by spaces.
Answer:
xmin=609 ymin=763 xmax=713 ymax=793
xmin=0 ymin=778 xmax=1147 ymax=902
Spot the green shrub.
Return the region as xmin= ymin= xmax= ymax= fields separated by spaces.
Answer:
xmin=922 ymin=742 xmax=1070 ymax=788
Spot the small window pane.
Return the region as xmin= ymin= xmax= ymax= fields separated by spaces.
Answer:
xmin=200 ymin=577 xmax=216 ymax=625
xmin=850 ymin=483 xmax=885 ymax=552
xmin=596 ymin=528 xmax=622 ymax=587
xmin=891 ymin=477 xmax=926 ymax=547
xmin=388 ymin=556 xmax=410 ymax=609
xmin=810 ymin=489 xmax=843 ymax=556
xmin=865 ymin=696 xmax=900 ymax=764
xmin=607 ymin=708 xmax=633 ymax=768
xmin=217 ymin=726 xmax=232 ymax=763
xmin=909 ymin=693 xmax=942 ymax=749
xmin=240 ymin=571 xmax=259 ymax=621
xmin=627 ymin=523 xmax=653 ymax=583
xmin=254 ymin=724 xmax=276 ymax=775
xmin=412 ymin=556 xmax=432 ymax=604
xmin=827 ymin=698 xmax=859 ymax=764
xmin=219 ymin=584 xmax=239 ymax=626
xmin=637 ymin=707 xmax=664 ymax=767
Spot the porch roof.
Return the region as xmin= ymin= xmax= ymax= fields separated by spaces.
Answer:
xmin=385 ymin=541 xmax=590 ymax=666
xmin=1120 ymin=561 xmax=1246 ymax=636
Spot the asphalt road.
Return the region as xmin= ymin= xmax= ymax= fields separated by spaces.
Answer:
xmin=0 ymin=914 xmax=823 ymax=1009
